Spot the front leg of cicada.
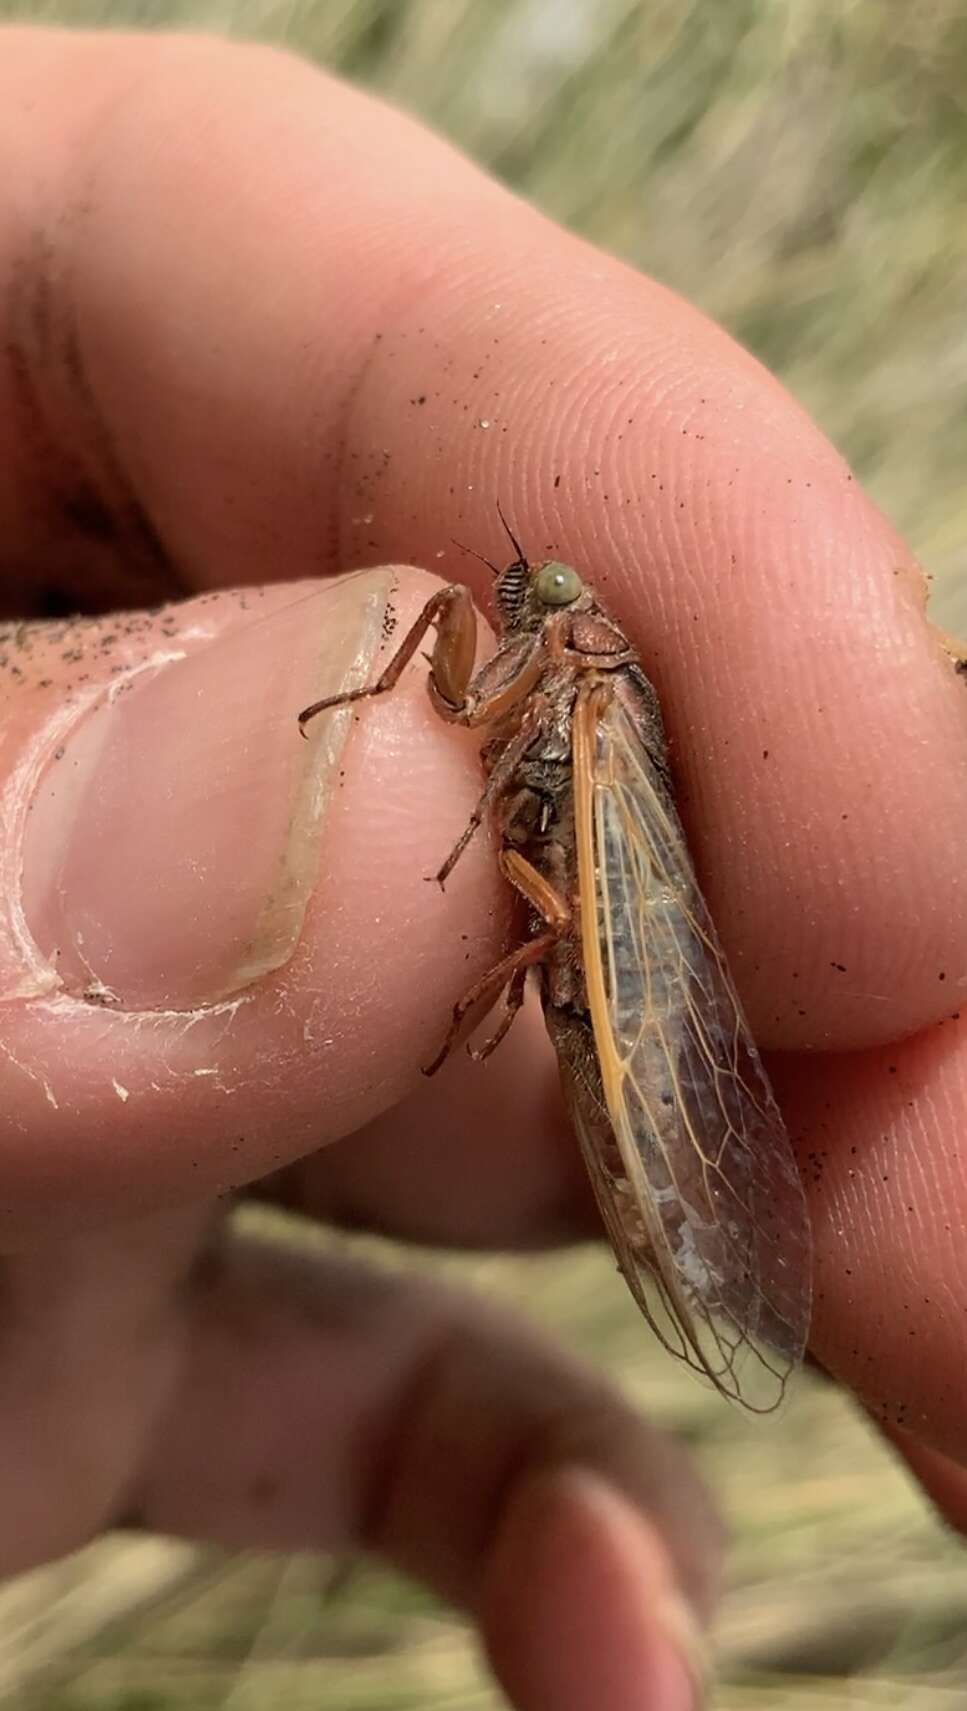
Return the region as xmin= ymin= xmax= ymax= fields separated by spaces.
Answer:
xmin=297 ymin=583 xmax=478 ymax=732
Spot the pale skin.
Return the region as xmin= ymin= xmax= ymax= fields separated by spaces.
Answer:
xmin=3 ymin=26 xmax=967 ymax=1711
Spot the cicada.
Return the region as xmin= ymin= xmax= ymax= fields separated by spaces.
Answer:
xmin=299 ymin=519 xmax=812 ymax=1413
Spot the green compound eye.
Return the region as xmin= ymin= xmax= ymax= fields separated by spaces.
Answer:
xmin=535 ymin=561 xmax=584 ymax=606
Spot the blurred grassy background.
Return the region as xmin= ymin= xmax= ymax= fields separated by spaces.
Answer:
xmin=2 ymin=0 xmax=967 ymax=1706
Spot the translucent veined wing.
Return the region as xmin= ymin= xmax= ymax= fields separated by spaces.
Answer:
xmin=568 ymin=676 xmax=812 ymax=1413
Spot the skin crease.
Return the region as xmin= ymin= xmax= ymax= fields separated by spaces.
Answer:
xmin=2 ymin=24 xmax=967 ymax=1710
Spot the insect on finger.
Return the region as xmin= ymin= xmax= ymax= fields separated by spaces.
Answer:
xmin=297 ymin=531 xmax=812 ymax=1414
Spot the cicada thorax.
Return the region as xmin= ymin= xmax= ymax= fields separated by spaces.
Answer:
xmin=487 ymin=666 xmax=590 ymax=1014
xmin=469 ymin=630 xmax=539 ymax=711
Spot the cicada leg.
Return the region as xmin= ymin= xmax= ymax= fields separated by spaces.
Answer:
xmin=299 ymin=580 xmax=545 ymax=738
xmin=423 ymin=852 xmax=571 ymax=1074
xmin=298 ymin=583 xmax=478 ymax=732
xmin=433 ymin=699 xmax=549 ymax=887
xmin=499 ymin=848 xmax=571 ymax=929
xmin=468 ymin=963 xmax=528 ymax=1062
xmin=300 ymin=583 xmax=554 ymax=887
xmin=422 ymin=930 xmax=557 ymax=1077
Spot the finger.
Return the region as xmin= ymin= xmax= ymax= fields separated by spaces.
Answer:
xmin=3 ymin=30 xmax=964 ymax=1050
xmin=259 ymin=991 xmax=595 ymax=1250
xmin=0 ymin=1205 xmax=210 ymax=1575
xmin=772 ymin=1019 xmax=967 ymax=1465
xmin=3 ymin=26 xmax=958 ymax=1471
xmin=131 ymin=1232 xmax=720 ymax=1709
xmin=880 ymin=1429 xmax=967 ymax=1537
xmin=4 ymin=567 xmax=963 ymax=1512
xmin=0 ymin=571 xmax=516 ymax=1239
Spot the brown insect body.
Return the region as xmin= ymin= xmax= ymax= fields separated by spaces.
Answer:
xmin=299 ymin=534 xmax=812 ymax=1414
xmin=475 ymin=582 xmax=659 ymax=1037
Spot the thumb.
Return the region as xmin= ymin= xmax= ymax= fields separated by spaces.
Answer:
xmin=0 ymin=571 xmax=508 ymax=1237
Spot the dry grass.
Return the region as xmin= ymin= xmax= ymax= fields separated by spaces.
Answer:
xmin=1 ymin=0 xmax=966 ymax=1705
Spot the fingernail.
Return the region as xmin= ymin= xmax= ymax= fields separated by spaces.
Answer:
xmin=19 ymin=571 xmax=391 ymax=1009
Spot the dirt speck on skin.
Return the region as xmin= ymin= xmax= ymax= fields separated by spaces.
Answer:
xmin=0 ymin=603 xmax=191 ymax=693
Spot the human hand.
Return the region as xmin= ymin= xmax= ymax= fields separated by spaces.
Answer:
xmin=2 ymin=26 xmax=966 ymax=1710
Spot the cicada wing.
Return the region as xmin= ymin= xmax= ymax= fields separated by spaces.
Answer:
xmin=570 ymin=678 xmax=812 ymax=1414
xmin=545 ymin=1009 xmax=709 ymax=1361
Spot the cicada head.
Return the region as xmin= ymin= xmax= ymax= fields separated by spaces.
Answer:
xmin=486 ymin=504 xmax=596 ymax=635
xmin=495 ymin=554 xmax=592 ymax=634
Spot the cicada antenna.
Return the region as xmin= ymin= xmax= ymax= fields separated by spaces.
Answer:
xmin=450 ymin=537 xmax=501 ymax=576
xmin=449 ymin=504 xmax=528 ymax=576
xmin=495 ymin=499 xmax=528 ymax=569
